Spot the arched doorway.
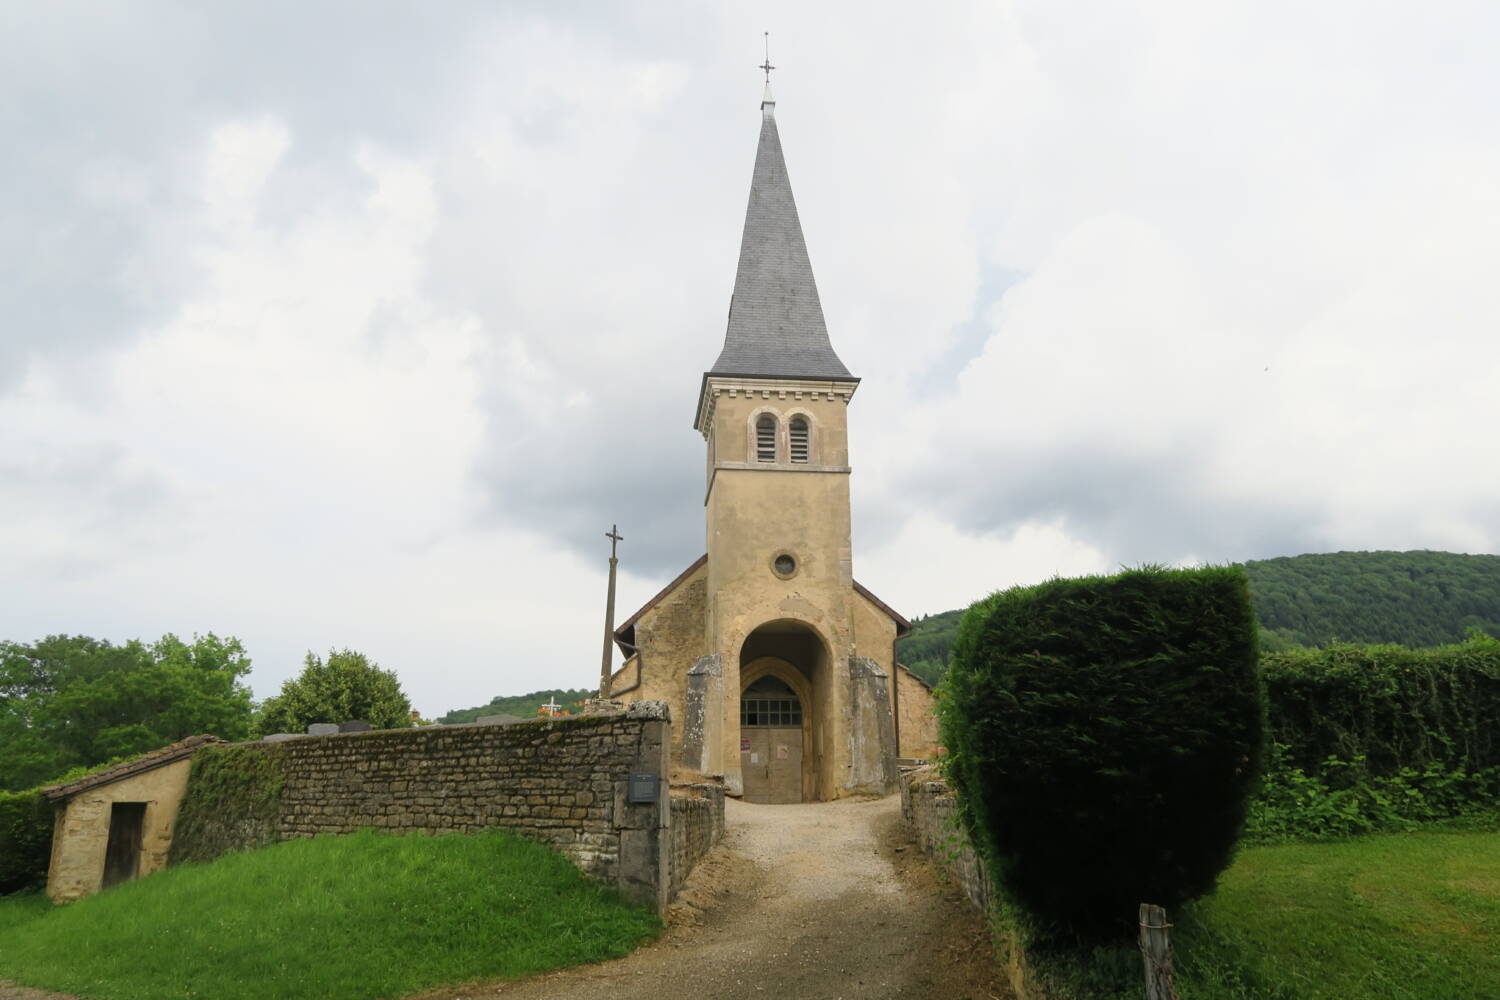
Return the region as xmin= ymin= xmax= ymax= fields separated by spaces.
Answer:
xmin=739 ymin=675 xmax=804 ymax=803
xmin=738 ymin=620 xmax=830 ymax=803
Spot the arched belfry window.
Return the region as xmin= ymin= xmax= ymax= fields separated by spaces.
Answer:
xmin=789 ymin=416 xmax=810 ymax=463
xmin=756 ymin=414 xmax=777 ymax=462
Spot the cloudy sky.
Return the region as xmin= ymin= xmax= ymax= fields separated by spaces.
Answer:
xmin=4 ymin=2 xmax=1497 ymax=716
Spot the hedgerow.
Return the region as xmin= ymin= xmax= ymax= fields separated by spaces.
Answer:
xmin=939 ymin=565 xmax=1263 ymax=944
xmin=1261 ymin=634 xmax=1500 ymax=777
xmin=0 ymin=789 xmax=54 ymax=895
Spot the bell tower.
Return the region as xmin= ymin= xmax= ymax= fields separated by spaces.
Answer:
xmin=692 ymin=83 xmax=873 ymax=799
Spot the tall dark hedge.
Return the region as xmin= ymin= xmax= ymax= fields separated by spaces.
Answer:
xmin=1262 ymin=634 xmax=1500 ymax=777
xmin=0 ymin=789 xmax=55 ymax=895
xmin=939 ymin=566 xmax=1264 ymax=944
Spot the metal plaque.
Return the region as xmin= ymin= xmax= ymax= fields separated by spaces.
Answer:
xmin=628 ymin=772 xmax=660 ymax=804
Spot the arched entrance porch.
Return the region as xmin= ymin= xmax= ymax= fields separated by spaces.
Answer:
xmin=738 ymin=620 xmax=832 ymax=803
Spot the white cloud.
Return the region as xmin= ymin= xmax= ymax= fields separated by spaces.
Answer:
xmin=858 ymin=512 xmax=1111 ymax=618
xmin=2 ymin=1 xmax=1498 ymax=716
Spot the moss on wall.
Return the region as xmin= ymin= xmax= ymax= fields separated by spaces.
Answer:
xmin=170 ymin=743 xmax=288 ymax=865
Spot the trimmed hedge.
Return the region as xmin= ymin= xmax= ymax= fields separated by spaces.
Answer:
xmin=1 ymin=789 xmax=54 ymax=895
xmin=939 ymin=565 xmax=1264 ymax=944
xmin=1262 ymin=635 xmax=1500 ymax=777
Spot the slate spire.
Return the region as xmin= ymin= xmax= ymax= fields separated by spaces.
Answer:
xmin=706 ymin=87 xmax=855 ymax=382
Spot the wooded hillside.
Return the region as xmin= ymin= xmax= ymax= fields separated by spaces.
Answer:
xmin=899 ymin=550 xmax=1500 ymax=686
xmin=438 ymin=689 xmax=593 ymax=725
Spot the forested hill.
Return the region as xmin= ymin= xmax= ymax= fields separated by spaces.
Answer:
xmin=898 ymin=550 xmax=1500 ymax=687
xmin=438 ymin=689 xmax=593 ymax=725
xmin=1250 ymin=550 xmax=1500 ymax=648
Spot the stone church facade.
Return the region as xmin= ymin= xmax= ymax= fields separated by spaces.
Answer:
xmin=609 ymin=85 xmax=939 ymax=802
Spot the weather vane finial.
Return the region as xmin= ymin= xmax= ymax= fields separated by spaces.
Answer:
xmin=759 ymin=32 xmax=775 ymax=84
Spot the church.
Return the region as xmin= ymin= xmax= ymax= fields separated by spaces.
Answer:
xmin=608 ymin=82 xmax=939 ymax=803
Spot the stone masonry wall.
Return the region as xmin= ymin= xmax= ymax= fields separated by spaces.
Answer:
xmin=668 ymin=781 xmax=726 ymax=896
xmin=175 ymin=703 xmax=678 ymax=909
xmin=899 ymin=764 xmax=992 ymax=914
xmin=902 ymin=765 xmax=1051 ymax=1000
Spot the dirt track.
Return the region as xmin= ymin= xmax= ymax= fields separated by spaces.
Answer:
xmin=418 ymin=794 xmax=1009 ymax=1000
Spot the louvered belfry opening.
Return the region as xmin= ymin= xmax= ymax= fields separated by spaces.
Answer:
xmin=756 ymin=414 xmax=777 ymax=462
xmin=789 ymin=416 xmax=809 ymax=463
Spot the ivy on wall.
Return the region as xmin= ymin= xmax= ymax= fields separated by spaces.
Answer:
xmin=170 ymin=743 xmax=288 ymax=865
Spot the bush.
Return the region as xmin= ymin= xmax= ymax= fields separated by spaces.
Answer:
xmin=0 ymin=789 xmax=54 ymax=895
xmin=939 ymin=565 xmax=1264 ymax=944
xmin=1244 ymin=743 xmax=1500 ymax=843
xmin=1262 ymin=634 xmax=1500 ymax=777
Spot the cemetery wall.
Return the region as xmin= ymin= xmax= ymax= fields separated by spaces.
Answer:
xmin=172 ymin=703 xmax=686 ymax=909
xmin=668 ymin=781 xmax=725 ymax=896
xmin=899 ymin=764 xmax=992 ymax=912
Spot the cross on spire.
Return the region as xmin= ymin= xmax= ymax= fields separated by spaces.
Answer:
xmin=759 ymin=32 xmax=775 ymax=84
xmin=605 ymin=524 xmax=623 ymax=560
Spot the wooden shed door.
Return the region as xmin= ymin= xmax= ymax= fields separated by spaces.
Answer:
xmin=103 ymin=802 xmax=146 ymax=888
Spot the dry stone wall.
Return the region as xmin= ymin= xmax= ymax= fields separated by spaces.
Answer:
xmin=900 ymin=764 xmax=992 ymax=913
xmin=171 ymin=702 xmax=717 ymax=909
xmin=668 ymin=782 xmax=725 ymax=896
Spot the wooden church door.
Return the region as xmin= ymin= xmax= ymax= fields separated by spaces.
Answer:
xmin=740 ymin=677 xmax=804 ymax=804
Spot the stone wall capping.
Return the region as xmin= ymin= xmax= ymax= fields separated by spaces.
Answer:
xmin=625 ymin=700 xmax=671 ymax=721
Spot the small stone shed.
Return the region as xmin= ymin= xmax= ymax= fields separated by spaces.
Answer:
xmin=42 ymin=734 xmax=222 ymax=903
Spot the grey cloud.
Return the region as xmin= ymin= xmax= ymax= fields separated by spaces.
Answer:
xmin=915 ymin=445 xmax=1329 ymax=569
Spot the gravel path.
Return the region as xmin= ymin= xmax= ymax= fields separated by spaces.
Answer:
xmin=419 ymin=794 xmax=1009 ymax=1000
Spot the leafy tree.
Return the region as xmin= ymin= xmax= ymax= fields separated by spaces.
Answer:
xmin=0 ymin=633 xmax=254 ymax=792
xmin=254 ymin=649 xmax=414 ymax=735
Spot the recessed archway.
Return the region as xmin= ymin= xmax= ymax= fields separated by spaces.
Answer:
xmin=738 ymin=619 xmax=832 ymax=803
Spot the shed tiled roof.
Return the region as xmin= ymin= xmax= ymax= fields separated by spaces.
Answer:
xmin=706 ymin=91 xmax=855 ymax=384
xmin=42 ymin=734 xmax=222 ymax=800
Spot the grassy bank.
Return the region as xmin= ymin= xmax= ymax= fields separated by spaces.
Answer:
xmin=0 ymin=829 xmax=660 ymax=1000
xmin=1033 ymin=831 xmax=1500 ymax=999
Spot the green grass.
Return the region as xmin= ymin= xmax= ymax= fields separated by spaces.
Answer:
xmin=0 ymin=829 xmax=661 ymax=1000
xmin=1028 ymin=832 xmax=1500 ymax=1000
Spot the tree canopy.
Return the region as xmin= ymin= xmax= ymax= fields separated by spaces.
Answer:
xmin=254 ymin=649 xmax=414 ymax=736
xmin=0 ymin=633 xmax=254 ymax=792
xmin=1249 ymin=550 xmax=1500 ymax=649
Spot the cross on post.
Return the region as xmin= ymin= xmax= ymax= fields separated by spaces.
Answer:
xmin=541 ymin=697 xmax=561 ymax=717
xmin=599 ymin=524 xmax=624 ymax=700
xmin=759 ymin=32 xmax=775 ymax=83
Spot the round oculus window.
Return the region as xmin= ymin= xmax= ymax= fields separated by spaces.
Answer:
xmin=773 ymin=554 xmax=797 ymax=577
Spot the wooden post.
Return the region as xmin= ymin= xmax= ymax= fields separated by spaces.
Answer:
xmin=1138 ymin=903 xmax=1177 ymax=1000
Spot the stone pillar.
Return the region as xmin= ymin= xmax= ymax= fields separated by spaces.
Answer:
xmin=719 ymin=634 xmax=745 ymax=798
xmin=683 ymin=655 xmax=723 ymax=777
xmin=846 ymin=657 xmax=898 ymax=794
xmin=614 ymin=701 xmax=671 ymax=911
